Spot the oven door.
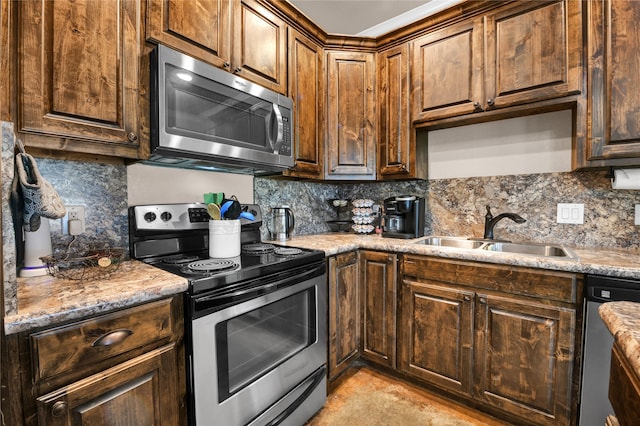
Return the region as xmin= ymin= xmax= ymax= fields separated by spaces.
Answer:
xmin=188 ymin=264 xmax=327 ymax=426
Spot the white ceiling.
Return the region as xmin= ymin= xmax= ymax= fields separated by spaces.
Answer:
xmin=288 ymin=0 xmax=463 ymax=37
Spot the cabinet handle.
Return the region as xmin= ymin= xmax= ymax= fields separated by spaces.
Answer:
xmin=223 ymin=61 xmax=230 ymax=68
xmin=51 ymin=401 xmax=67 ymax=417
xmin=487 ymin=98 xmax=495 ymax=107
xmin=127 ymin=132 xmax=138 ymax=142
xmin=91 ymin=329 xmax=133 ymax=347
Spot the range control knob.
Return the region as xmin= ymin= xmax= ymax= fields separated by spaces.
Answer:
xmin=161 ymin=211 xmax=172 ymax=222
xmin=144 ymin=212 xmax=157 ymax=223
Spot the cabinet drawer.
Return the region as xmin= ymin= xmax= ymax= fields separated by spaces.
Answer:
xmin=402 ymin=255 xmax=581 ymax=304
xmin=30 ymin=298 xmax=177 ymax=382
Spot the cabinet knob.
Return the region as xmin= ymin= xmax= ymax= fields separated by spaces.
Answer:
xmin=400 ymin=163 xmax=406 ymax=170
xmin=487 ymin=98 xmax=495 ymax=107
xmin=223 ymin=62 xmax=230 ymax=68
xmin=234 ymin=67 xmax=242 ymax=73
xmin=473 ymin=102 xmax=482 ymax=110
xmin=479 ymin=297 xmax=487 ymax=304
xmin=463 ymin=295 xmax=471 ymax=301
xmin=127 ymin=132 xmax=138 ymax=142
xmin=51 ymin=401 xmax=67 ymax=417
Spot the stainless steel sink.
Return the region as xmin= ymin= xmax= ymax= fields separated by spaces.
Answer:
xmin=414 ymin=236 xmax=577 ymax=259
xmin=414 ymin=236 xmax=485 ymax=249
xmin=482 ymin=242 xmax=577 ymax=259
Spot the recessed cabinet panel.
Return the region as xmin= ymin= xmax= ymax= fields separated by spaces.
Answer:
xmin=326 ymin=51 xmax=376 ymax=179
xmin=411 ymin=18 xmax=483 ymax=122
xmin=400 ymin=280 xmax=474 ymax=395
xmin=18 ymin=0 xmax=145 ymax=158
xmin=586 ymin=0 xmax=640 ymax=162
xmin=285 ymin=28 xmax=323 ymax=178
xmin=147 ymin=0 xmax=232 ymax=69
xmin=485 ymin=0 xmax=582 ymax=109
xmin=233 ymin=0 xmax=287 ymax=94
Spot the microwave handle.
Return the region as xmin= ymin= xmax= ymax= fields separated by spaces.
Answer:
xmin=270 ymin=104 xmax=284 ymax=154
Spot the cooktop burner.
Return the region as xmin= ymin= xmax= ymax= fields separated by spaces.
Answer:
xmin=242 ymin=243 xmax=275 ymax=255
xmin=182 ymin=259 xmax=240 ymax=274
xmin=162 ymin=254 xmax=201 ymax=265
xmin=274 ymin=247 xmax=303 ymax=257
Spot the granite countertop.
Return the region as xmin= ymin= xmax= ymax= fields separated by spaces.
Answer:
xmin=273 ymin=233 xmax=640 ymax=278
xmin=4 ymin=260 xmax=188 ymax=335
xmin=599 ymin=301 xmax=640 ymax=378
xmin=7 ymin=232 xmax=640 ymax=335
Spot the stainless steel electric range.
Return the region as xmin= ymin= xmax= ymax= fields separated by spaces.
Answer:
xmin=129 ymin=203 xmax=327 ymax=426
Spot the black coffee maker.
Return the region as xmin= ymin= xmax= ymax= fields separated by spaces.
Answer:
xmin=382 ymin=195 xmax=426 ymax=239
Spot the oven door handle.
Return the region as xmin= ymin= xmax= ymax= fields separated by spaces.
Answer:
xmin=263 ymin=365 xmax=326 ymax=426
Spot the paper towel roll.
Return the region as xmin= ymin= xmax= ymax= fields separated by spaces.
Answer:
xmin=612 ymin=169 xmax=640 ymax=190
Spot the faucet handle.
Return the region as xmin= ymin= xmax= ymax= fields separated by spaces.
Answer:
xmin=485 ymin=205 xmax=493 ymax=219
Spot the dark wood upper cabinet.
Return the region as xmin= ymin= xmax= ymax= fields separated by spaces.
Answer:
xmin=378 ymin=44 xmax=427 ymax=180
xmin=412 ymin=0 xmax=582 ymax=124
xmin=232 ymin=0 xmax=287 ymax=94
xmin=147 ymin=0 xmax=287 ymax=94
xmin=325 ymin=50 xmax=376 ymax=180
xmin=583 ymin=0 xmax=640 ymax=164
xmin=18 ymin=0 xmax=147 ymax=159
xmin=411 ymin=17 xmax=484 ymax=122
xmin=146 ymin=0 xmax=232 ymax=70
xmin=284 ymin=27 xmax=324 ymax=179
xmin=484 ymin=0 xmax=582 ymax=109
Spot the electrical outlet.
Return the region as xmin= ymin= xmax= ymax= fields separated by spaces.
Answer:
xmin=557 ymin=203 xmax=584 ymax=224
xmin=62 ymin=205 xmax=86 ymax=235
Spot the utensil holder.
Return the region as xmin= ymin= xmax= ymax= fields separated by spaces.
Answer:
xmin=209 ymin=220 xmax=240 ymax=258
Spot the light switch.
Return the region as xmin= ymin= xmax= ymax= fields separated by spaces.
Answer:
xmin=557 ymin=203 xmax=584 ymax=224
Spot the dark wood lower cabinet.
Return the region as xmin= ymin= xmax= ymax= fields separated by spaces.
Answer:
xmin=328 ymin=251 xmax=360 ymax=379
xmin=399 ymin=280 xmax=474 ymax=395
xmin=36 ymin=344 xmax=180 ymax=425
xmin=399 ymin=255 xmax=581 ymax=426
xmin=609 ymin=342 xmax=640 ymax=426
xmin=360 ymin=251 xmax=397 ymax=369
xmin=474 ymin=293 xmax=576 ymax=425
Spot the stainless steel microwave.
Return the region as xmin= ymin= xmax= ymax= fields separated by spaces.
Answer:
xmin=147 ymin=45 xmax=294 ymax=175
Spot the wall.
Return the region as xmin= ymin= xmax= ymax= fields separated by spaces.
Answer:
xmin=127 ymin=164 xmax=254 ymax=205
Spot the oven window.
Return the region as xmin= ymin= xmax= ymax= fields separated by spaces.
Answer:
xmin=215 ymin=288 xmax=316 ymax=401
xmin=165 ymin=63 xmax=271 ymax=150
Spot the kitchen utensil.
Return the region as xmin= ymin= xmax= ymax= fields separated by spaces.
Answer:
xmin=239 ymin=211 xmax=255 ymax=221
xmin=203 ymin=192 xmax=224 ymax=205
xmin=207 ymin=203 xmax=221 ymax=220
xmin=220 ymin=199 xmax=242 ymax=219
xmin=269 ymin=206 xmax=295 ymax=240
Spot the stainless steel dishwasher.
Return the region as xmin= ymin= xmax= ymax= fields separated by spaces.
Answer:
xmin=579 ymin=274 xmax=640 ymax=426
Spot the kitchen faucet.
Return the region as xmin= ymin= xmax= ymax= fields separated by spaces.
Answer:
xmin=483 ymin=205 xmax=526 ymax=240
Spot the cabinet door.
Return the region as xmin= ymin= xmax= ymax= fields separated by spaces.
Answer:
xmin=399 ymin=279 xmax=474 ymax=396
xmin=474 ymin=293 xmax=575 ymax=426
xmin=586 ymin=0 xmax=640 ymax=161
xmin=326 ymin=51 xmax=376 ymax=180
xmin=18 ymin=0 xmax=145 ymax=159
xmin=328 ymin=251 xmax=360 ymax=379
xmin=484 ymin=0 xmax=582 ymax=110
xmin=233 ymin=0 xmax=287 ymax=94
xmin=36 ymin=344 xmax=181 ymax=426
xmin=378 ymin=44 xmax=426 ymax=180
xmin=360 ymin=251 xmax=397 ymax=369
xmin=411 ymin=18 xmax=484 ymax=122
xmin=146 ymin=0 xmax=231 ymax=70
xmin=284 ymin=28 xmax=323 ymax=179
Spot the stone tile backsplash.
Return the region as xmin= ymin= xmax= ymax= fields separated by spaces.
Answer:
xmin=256 ymin=171 xmax=640 ymax=250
